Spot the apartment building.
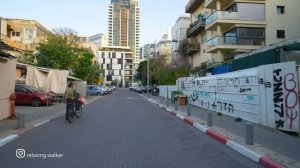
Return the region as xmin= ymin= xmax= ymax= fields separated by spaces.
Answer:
xmin=108 ymin=0 xmax=140 ymax=65
xmin=0 ymin=18 xmax=51 ymax=52
xmin=171 ymin=15 xmax=191 ymax=64
xmin=98 ymin=46 xmax=134 ymax=87
xmin=185 ymin=0 xmax=300 ymax=72
xmin=140 ymin=43 xmax=156 ymax=61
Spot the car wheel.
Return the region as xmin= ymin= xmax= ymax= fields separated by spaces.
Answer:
xmin=97 ymin=92 xmax=101 ymax=96
xmin=32 ymin=98 xmax=42 ymax=107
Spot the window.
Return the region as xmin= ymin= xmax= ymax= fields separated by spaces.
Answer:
xmin=112 ymin=52 xmax=116 ymax=58
xmin=118 ymin=58 xmax=122 ymax=64
xmin=12 ymin=31 xmax=20 ymax=37
xmin=277 ymin=30 xmax=285 ymax=38
xmin=277 ymin=6 xmax=285 ymax=14
xmin=23 ymin=27 xmax=35 ymax=40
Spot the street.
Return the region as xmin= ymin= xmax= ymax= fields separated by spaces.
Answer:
xmin=0 ymin=89 xmax=261 ymax=168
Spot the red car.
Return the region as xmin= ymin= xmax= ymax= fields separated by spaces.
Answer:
xmin=15 ymin=85 xmax=56 ymax=107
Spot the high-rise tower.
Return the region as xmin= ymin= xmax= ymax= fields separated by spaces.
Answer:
xmin=108 ymin=0 xmax=140 ymax=64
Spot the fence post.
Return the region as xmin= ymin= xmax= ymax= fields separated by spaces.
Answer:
xmin=175 ymin=102 xmax=178 ymax=111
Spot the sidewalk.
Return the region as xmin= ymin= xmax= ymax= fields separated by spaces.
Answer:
xmin=0 ymin=96 xmax=101 ymax=139
xmin=145 ymin=94 xmax=300 ymax=168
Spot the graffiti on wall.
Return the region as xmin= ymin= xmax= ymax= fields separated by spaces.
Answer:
xmin=177 ymin=62 xmax=299 ymax=133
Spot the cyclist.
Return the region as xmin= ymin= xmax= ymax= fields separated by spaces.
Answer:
xmin=65 ymin=82 xmax=77 ymax=120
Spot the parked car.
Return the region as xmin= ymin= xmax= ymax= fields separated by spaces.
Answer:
xmin=15 ymin=85 xmax=56 ymax=107
xmin=87 ymin=86 xmax=104 ymax=96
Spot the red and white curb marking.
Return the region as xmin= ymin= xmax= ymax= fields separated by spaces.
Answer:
xmin=147 ymin=98 xmax=285 ymax=168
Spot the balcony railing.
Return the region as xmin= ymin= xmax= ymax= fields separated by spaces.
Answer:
xmin=206 ymin=11 xmax=238 ymax=26
xmin=186 ymin=18 xmax=206 ymax=38
xmin=207 ymin=36 xmax=265 ymax=48
xmin=185 ymin=42 xmax=200 ymax=55
xmin=185 ymin=0 xmax=204 ymax=13
xmin=204 ymin=0 xmax=213 ymax=8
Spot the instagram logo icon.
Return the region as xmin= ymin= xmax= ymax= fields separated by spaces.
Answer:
xmin=16 ymin=149 xmax=26 ymax=159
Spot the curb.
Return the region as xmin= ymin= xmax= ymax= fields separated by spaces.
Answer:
xmin=146 ymin=97 xmax=285 ymax=168
xmin=0 ymin=96 xmax=100 ymax=148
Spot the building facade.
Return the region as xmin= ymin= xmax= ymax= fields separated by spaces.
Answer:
xmin=171 ymin=14 xmax=191 ymax=64
xmin=185 ymin=0 xmax=300 ymax=73
xmin=0 ymin=18 xmax=51 ymax=52
xmin=98 ymin=46 xmax=133 ymax=87
xmin=157 ymin=31 xmax=172 ymax=64
xmin=108 ymin=0 xmax=140 ymax=64
xmin=140 ymin=43 xmax=156 ymax=61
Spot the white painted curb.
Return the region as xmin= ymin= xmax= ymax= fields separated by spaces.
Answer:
xmin=226 ymin=140 xmax=262 ymax=162
xmin=0 ymin=134 xmax=19 ymax=147
xmin=193 ymin=123 xmax=208 ymax=133
xmin=34 ymin=120 xmax=50 ymax=127
xmin=176 ymin=114 xmax=185 ymax=120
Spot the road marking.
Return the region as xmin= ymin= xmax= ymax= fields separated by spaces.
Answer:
xmin=34 ymin=120 xmax=50 ymax=127
xmin=0 ymin=134 xmax=19 ymax=147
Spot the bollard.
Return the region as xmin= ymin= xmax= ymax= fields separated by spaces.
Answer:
xmin=207 ymin=112 xmax=213 ymax=127
xmin=166 ymin=99 xmax=169 ymax=107
xmin=160 ymin=97 xmax=164 ymax=104
xmin=187 ymin=105 xmax=191 ymax=117
xmin=175 ymin=102 xmax=178 ymax=111
xmin=17 ymin=113 xmax=25 ymax=129
xmin=245 ymin=122 xmax=254 ymax=145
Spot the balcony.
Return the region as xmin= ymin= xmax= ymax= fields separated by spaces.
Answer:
xmin=185 ymin=0 xmax=204 ymax=13
xmin=185 ymin=41 xmax=200 ymax=55
xmin=186 ymin=18 xmax=206 ymax=38
xmin=206 ymin=36 xmax=264 ymax=53
xmin=206 ymin=11 xmax=266 ymax=31
xmin=204 ymin=0 xmax=214 ymax=9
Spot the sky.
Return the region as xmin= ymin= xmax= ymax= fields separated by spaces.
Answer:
xmin=0 ymin=0 xmax=189 ymax=46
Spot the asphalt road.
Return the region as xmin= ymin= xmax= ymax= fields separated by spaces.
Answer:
xmin=0 ymin=89 xmax=261 ymax=168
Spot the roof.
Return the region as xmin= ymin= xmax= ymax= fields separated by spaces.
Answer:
xmin=0 ymin=41 xmax=18 ymax=58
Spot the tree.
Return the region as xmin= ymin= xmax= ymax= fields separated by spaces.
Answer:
xmin=36 ymin=27 xmax=78 ymax=70
xmin=36 ymin=27 xmax=97 ymax=81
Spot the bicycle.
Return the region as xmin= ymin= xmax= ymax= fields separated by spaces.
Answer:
xmin=66 ymin=99 xmax=83 ymax=123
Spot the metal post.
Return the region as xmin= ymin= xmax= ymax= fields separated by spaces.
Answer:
xmin=166 ymin=98 xmax=169 ymax=107
xmin=245 ymin=122 xmax=254 ymax=145
xmin=175 ymin=102 xmax=178 ymax=111
xmin=187 ymin=105 xmax=191 ymax=117
xmin=160 ymin=97 xmax=163 ymax=104
xmin=147 ymin=53 xmax=150 ymax=96
xmin=207 ymin=112 xmax=213 ymax=127
xmin=18 ymin=113 xmax=25 ymax=129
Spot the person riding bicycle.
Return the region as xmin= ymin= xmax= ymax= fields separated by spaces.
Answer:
xmin=65 ymin=82 xmax=78 ymax=120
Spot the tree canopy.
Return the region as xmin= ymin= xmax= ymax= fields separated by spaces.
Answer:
xmin=36 ymin=27 xmax=98 ymax=82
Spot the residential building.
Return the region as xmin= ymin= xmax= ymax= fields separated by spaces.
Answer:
xmin=185 ymin=0 xmax=211 ymax=69
xmin=0 ymin=17 xmax=52 ymax=52
xmin=89 ymin=33 xmax=108 ymax=48
xmin=157 ymin=30 xmax=172 ymax=63
xmin=185 ymin=0 xmax=300 ymax=74
xmin=140 ymin=43 xmax=156 ymax=61
xmin=171 ymin=14 xmax=191 ymax=64
xmin=108 ymin=0 xmax=140 ymax=64
xmin=98 ymin=46 xmax=134 ymax=87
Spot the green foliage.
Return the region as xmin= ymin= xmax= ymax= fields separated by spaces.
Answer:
xmin=111 ymin=79 xmax=119 ymax=86
xmin=35 ymin=27 xmax=97 ymax=81
xmin=17 ymin=51 xmax=36 ymax=64
xmin=136 ymin=55 xmax=189 ymax=85
xmin=73 ymin=51 xmax=94 ymax=80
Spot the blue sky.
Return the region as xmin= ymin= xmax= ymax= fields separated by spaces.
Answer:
xmin=0 ymin=0 xmax=189 ymax=45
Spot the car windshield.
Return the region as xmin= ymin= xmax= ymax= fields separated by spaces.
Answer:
xmin=25 ymin=86 xmax=41 ymax=92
